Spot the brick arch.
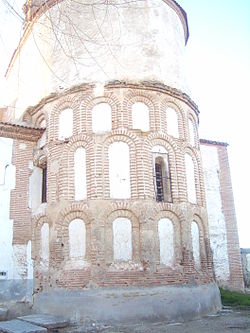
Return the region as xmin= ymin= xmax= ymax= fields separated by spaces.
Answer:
xmin=144 ymin=134 xmax=181 ymax=202
xmin=160 ymin=98 xmax=185 ymax=139
xmin=50 ymin=95 xmax=81 ymax=141
xmin=32 ymin=214 xmax=50 ymax=268
xmin=105 ymin=208 xmax=140 ymax=265
xmin=56 ymin=205 xmax=92 ymax=263
xmin=103 ymin=130 xmax=141 ymax=199
xmin=33 ymin=147 xmax=48 ymax=168
xmin=146 ymin=132 xmax=180 ymax=153
xmin=190 ymin=214 xmax=208 ymax=271
xmin=187 ymin=111 xmax=199 ymax=148
xmin=123 ymin=91 xmax=158 ymax=131
xmin=33 ymin=112 xmax=47 ymax=128
xmin=184 ymin=147 xmax=204 ymax=206
xmin=57 ymin=203 xmax=92 ymax=228
xmin=80 ymin=93 xmax=121 ymax=133
xmin=154 ymin=209 xmax=183 ymax=267
xmin=58 ymin=135 xmax=94 ymax=201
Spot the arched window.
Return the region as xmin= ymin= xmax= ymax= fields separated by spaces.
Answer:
xmin=152 ymin=146 xmax=172 ymax=202
xmin=188 ymin=118 xmax=195 ymax=146
xmin=69 ymin=219 xmax=86 ymax=259
xmin=191 ymin=221 xmax=200 ymax=268
xmin=29 ymin=165 xmax=47 ymax=211
xmin=58 ymin=108 xmax=73 ymax=140
xmin=166 ymin=107 xmax=179 ymax=138
xmin=113 ymin=218 xmax=132 ymax=261
xmin=132 ymin=102 xmax=150 ymax=131
xmin=40 ymin=223 xmax=49 ymax=268
xmin=42 ymin=166 xmax=47 ymax=203
xmin=92 ymin=103 xmax=112 ymax=133
xmin=185 ymin=153 xmax=196 ymax=204
xmin=158 ymin=218 xmax=174 ymax=266
xmin=109 ymin=142 xmax=131 ymax=199
xmin=74 ymin=148 xmax=87 ymax=200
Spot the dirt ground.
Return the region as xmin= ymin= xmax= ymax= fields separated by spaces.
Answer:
xmin=65 ymin=308 xmax=250 ymax=333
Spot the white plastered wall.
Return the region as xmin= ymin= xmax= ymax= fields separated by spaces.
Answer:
xmin=166 ymin=107 xmax=179 ymax=138
xmin=132 ymin=102 xmax=150 ymax=131
xmin=191 ymin=221 xmax=201 ymax=268
xmin=74 ymin=148 xmax=87 ymax=200
xmin=158 ymin=218 xmax=174 ymax=267
xmin=0 ymin=137 xmax=32 ymax=281
xmin=92 ymin=103 xmax=112 ymax=133
xmin=29 ymin=166 xmax=42 ymax=212
xmin=113 ymin=218 xmax=132 ymax=262
xmin=109 ymin=142 xmax=131 ymax=199
xmin=4 ymin=0 xmax=188 ymax=118
xmin=40 ymin=223 xmax=49 ymax=269
xmin=201 ymin=144 xmax=230 ymax=282
xmin=185 ymin=154 xmax=196 ymax=204
xmin=246 ymin=254 xmax=250 ymax=272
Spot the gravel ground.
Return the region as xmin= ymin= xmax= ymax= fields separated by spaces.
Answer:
xmin=62 ymin=308 xmax=250 ymax=333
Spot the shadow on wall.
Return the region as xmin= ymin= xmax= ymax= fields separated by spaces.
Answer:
xmin=241 ymin=248 xmax=250 ymax=288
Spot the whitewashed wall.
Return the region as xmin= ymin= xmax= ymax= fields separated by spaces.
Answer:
xmin=0 ymin=138 xmax=32 ymax=285
xmin=29 ymin=166 xmax=42 ymax=212
xmin=188 ymin=119 xmax=195 ymax=146
xmin=58 ymin=108 xmax=73 ymax=140
xmin=4 ymin=0 xmax=188 ymax=118
xmin=132 ymin=102 xmax=150 ymax=131
xmin=74 ymin=148 xmax=87 ymax=200
xmin=109 ymin=142 xmax=131 ymax=199
xmin=247 ymin=254 xmax=250 ymax=273
xmin=166 ymin=107 xmax=179 ymax=138
xmin=185 ymin=154 xmax=196 ymax=204
xmin=201 ymin=144 xmax=230 ymax=282
xmin=0 ymin=138 xmax=15 ymax=280
xmin=191 ymin=221 xmax=200 ymax=268
xmin=40 ymin=223 xmax=49 ymax=269
xmin=69 ymin=219 xmax=86 ymax=259
xmin=113 ymin=218 xmax=132 ymax=261
xmin=92 ymin=103 xmax=112 ymax=133
xmin=158 ymin=218 xmax=174 ymax=267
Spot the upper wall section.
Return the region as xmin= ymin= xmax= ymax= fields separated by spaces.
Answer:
xmin=5 ymin=0 xmax=189 ymax=119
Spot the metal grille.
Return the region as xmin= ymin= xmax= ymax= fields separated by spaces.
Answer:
xmin=42 ymin=166 xmax=47 ymax=203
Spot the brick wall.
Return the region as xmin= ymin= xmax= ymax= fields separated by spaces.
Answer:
xmin=12 ymin=83 xmax=217 ymax=292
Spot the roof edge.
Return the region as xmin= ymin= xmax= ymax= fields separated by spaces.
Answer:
xmin=200 ymin=139 xmax=229 ymax=147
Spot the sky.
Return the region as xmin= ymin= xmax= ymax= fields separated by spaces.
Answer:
xmin=0 ymin=0 xmax=249 ymax=247
xmin=179 ymin=0 xmax=250 ymax=248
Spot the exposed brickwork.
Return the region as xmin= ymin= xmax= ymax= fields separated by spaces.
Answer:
xmin=3 ymin=82 xmax=241 ymax=293
xmin=10 ymin=140 xmax=34 ymax=244
xmin=13 ymin=83 xmax=215 ymax=292
xmin=217 ymin=145 xmax=244 ymax=291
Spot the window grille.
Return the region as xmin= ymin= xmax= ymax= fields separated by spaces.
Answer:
xmin=42 ymin=166 xmax=47 ymax=203
xmin=153 ymin=153 xmax=172 ymax=203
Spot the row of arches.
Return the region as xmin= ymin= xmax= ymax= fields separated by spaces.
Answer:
xmin=38 ymin=218 xmax=204 ymax=270
xmin=36 ymin=99 xmax=198 ymax=147
xmin=68 ymin=142 xmax=197 ymax=203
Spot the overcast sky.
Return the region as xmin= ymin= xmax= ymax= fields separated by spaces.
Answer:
xmin=0 ymin=0 xmax=249 ymax=247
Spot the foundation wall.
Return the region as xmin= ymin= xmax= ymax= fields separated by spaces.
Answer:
xmin=33 ymin=284 xmax=221 ymax=323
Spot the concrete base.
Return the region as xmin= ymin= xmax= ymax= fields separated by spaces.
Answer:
xmin=0 ymin=280 xmax=33 ymax=303
xmin=18 ymin=314 xmax=69 ymax=329
xmin=0 ymin=319 xmax=47 ymax=333
xmin=33 ymin=283 xmax=221 ymax=324
xmin=0 ymin=308 xmax=8 ymax=321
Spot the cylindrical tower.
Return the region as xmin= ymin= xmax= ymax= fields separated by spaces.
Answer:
xmin=6 ymin=0 xmax=189 ymax=118
xmin=5 ymin=0 xmax=221 ymax=322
